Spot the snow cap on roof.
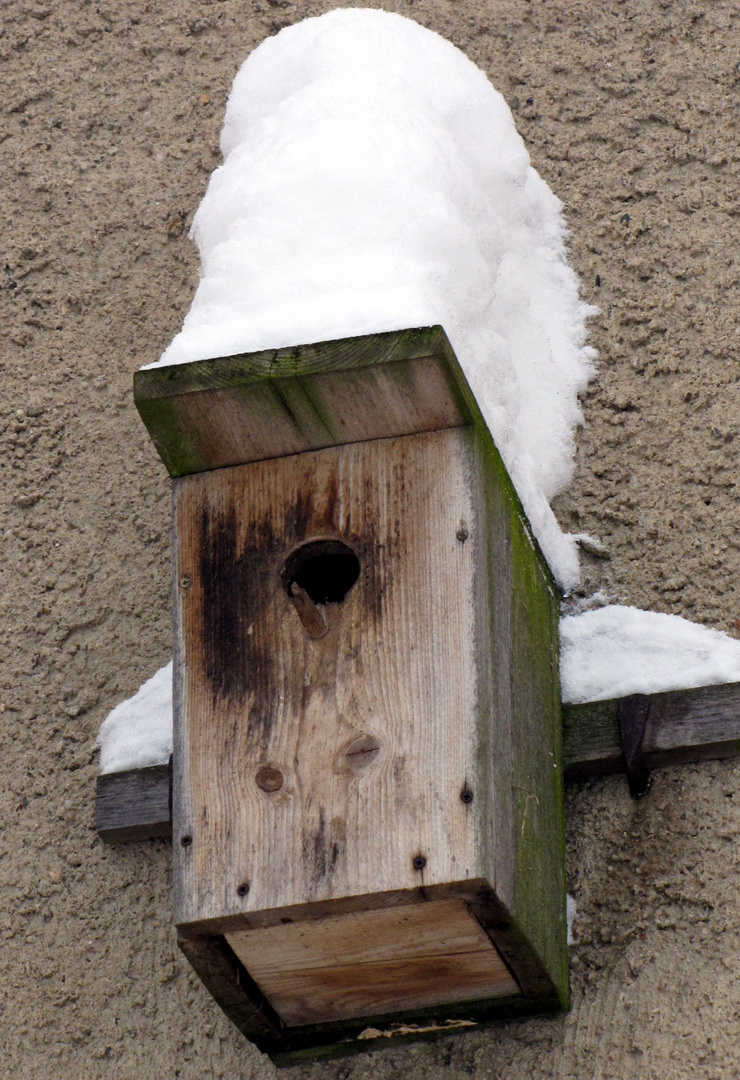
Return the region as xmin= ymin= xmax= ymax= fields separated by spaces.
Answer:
xmin=150 ymin=9 xmax=596 ymax=587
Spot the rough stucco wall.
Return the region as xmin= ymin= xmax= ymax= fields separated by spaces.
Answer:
xmin=1 ymin=0 xmax=738 ymax=1076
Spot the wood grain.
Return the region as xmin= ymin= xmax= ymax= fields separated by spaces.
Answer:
xmin=136 ymin=326 xmax=454 ymax=398
xmin=226 ymin=898 xmax=504 ymax=972
xmin=226 ymin=898 xmax=517 ymax=1026
xmin=562 ymin=680 xmax=740 ymax=780
xmin=95 ymin=762 xmax=171 ymax=844
xmin=254 ymin=953 xmax=515 ymax=1027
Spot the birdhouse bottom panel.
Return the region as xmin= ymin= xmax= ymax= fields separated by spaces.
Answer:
xmin=224 ymin=897 xmax=519 ymax=1026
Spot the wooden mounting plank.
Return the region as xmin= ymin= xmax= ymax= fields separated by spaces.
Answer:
xmin=95 ymin=761 xmax=171 ymax=844
xmin=563 ymin=680 xmax=740 ymax=781
xmin=95 ymin=681 xmax=740 ymax=843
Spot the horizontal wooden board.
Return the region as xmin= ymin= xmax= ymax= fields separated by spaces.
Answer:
xmin=136 ymin=326 xmax=455 ymax=398
xmin=563 ymin=680 xmax=740 ymax=780
xmin=95 ymin=762 xmax=171 ymax=844
xmin=95 ymin=680 xmax=740 ymax=843
xmin=226 ymin=898 xmax=501 ymax=973
xmin=226 ymin=898 xmax=518 ymax=1026
xmin=247 ymin=951 xmax=517 ymax=1027
xmin=135 ymin=327 xmax=472 ymax=477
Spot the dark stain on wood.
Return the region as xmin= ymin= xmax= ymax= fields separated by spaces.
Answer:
xmin=197 ymin=504 xmax=276 ymax=747
xmin=348 ymin=530 xmax=386 ymax=635
xmin=324 ymin=470 xmax=339 ymax=526
xmin=304 ymin=807 xmax=341 ymax=885
xmin=288 ymin=488 xmax=316 ymax=538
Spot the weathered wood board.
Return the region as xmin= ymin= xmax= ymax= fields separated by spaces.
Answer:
xmin=563 ymin=680 xmax=740 ymax=780
xmin=226 ymin=899 xmax=518 ymax=1025
xmin=95 ymin=679 xmax=740 ymax=842
xmin=135 ymin=328 xmax=471 ymax=477
xmin=95 ymin=761 xmax=171 ymax=843
xmin=173 ymin=428 xmax=485 ymax=924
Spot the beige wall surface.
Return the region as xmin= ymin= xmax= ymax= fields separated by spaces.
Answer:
xmin=1 ymin=0 xmax=739 ymax=1076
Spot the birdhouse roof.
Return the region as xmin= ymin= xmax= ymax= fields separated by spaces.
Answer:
xmin=134 ymin=325 xmax=482 ymax=477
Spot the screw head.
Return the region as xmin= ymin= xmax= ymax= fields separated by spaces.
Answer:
xmin=460 ymin=784 xmax=474 ymax=805
xmin=237 ymin=882 xmax=250 ymax=897
xmin=180 ymin=834 xmax=192 ymax=847
xmin=179 ymin=575 xmax=191 ymax=589
xmin=412 ymin=855 xmax=427 ymax=871
xmin=456 ymin=522 xmax=469 ymax=543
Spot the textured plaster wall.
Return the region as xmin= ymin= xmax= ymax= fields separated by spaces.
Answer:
xmin=1 ymin=1 xmax=739 ymax=1077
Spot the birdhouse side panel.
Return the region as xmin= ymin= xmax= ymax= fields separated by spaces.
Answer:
xmin=172 ymin=427 xmax=494 ymax=929
xmin=475 ymin=424 xmax=567 ymax=1006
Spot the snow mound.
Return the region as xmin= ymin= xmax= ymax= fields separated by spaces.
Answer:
xmin=560 ymin=606 xmax=740 ymax=705
xmin=147 ymin=9 xmax=596 ymax=588
xmin=97 ymin=661 xmax=173 ymax=774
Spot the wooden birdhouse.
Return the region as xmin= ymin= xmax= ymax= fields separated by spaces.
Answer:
xmin=134 ymin=325 xmax=567 ymax=1064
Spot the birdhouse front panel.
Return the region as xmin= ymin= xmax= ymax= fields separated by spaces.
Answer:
xmin=174 ymin=427 xmax=492 ymax=915
xmin=136 ymin=327 xmax=567 ymax=1062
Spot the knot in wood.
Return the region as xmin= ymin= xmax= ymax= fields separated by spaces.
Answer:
xmin=342 ymin=734 xmax=381 ymax=776
xmin=256 ymin=766 xmax=284 ymax=793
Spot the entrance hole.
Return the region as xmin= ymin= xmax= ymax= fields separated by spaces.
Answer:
xmin=281 ymin=540 xmax=360 ymax=606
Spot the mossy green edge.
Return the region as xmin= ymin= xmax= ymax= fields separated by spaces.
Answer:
xmin=472 ymin=424 xmax=567 ymax=1010
xmin=430 ymin=329 xmax=567 ymax=1007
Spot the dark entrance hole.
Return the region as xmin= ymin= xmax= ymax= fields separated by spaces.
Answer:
xmin=281 ymin=540 xmax=360 ymax=605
